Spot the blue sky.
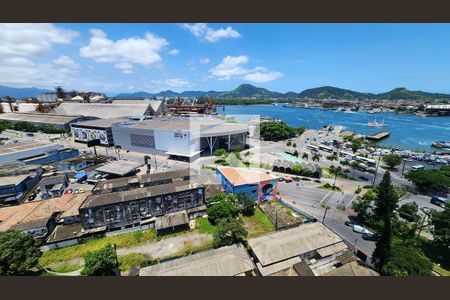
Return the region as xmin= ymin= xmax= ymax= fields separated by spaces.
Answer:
xmin=1 ymin=23 xmax=450 ymax=95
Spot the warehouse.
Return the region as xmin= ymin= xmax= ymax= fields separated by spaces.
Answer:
xmin=0 ymin=141 xmax=63 ymax=165
xmin=79 ymin=180 xmax=205 ymax=230
xmin=92 ymin=168 xmax=192 ymax=194
xmin=52 ymin=102 xmax=158 ymax=119
xmin=216 ymin=167 xmax=279 ymax=204
xmin=111 ymin=117 xmax=249 ymax=161
xmin=247 ymin=222 xmax=348 ymax=276
xmin=70 ymin=117 xmax=130 ymax=146
xmin=0 ymin=112 xmax=86 ymax=130
xmin=139 ymin=244 xmax=256 ymax=276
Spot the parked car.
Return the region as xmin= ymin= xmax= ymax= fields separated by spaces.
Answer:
xmin=278 ymin=177 xmax=285 ymax=182
xmin=28 ymin=194 xmax=36 ymax=201
xmin=366 ymin=167 xmax=377 ymax=174
xmin=362 ymin=233 xmax=379 ymax=241
xmin=345 ymin=220 xmax=356 ymax=227
xmin=284 ymin=178 xmax=293 ymax=183
xmin=65 ymin=188 xmax=73 ymax=195
xmin=358 ymin=175 xmax=370 ymax=181
xmin=352 ymin=225 xmax=372 ymax=234
xmin=74 ymin=189 xmax=79 ymax=194
xmin=79 ymin=188 xmax=85 ymax=194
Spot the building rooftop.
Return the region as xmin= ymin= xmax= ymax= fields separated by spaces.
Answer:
xmin=119 ymin=117 xmax=249 ymax=137
xmin=0 ymin=162 xmax=41 ymax=176
xmin=139 ymin=244 xmax=255 ymax=276
xmin=323 ymin=261 xmax=379 ymax=276
xmin=0 ymin=112 xmax=84 ymax=125
xmin=0 ymin=193 xmax=90 ymax=231
xmin=46 ymin=223 xmax=85 ymax=243
xmin=40 ymin=174 xmax=67 ymax=186
xmin=217 ymin=167 xmax=278 ymax=186
xmin=93 ymin=168 xmax=192 ymax=192
xmin=0 ymin=141 xmax=61 ymax=155
xmin=71 ymin=117 xmax=130 ymax=129
xmin=95 ymin=160 xmax=143 ymax=176
xmin=0 ymin=174 xmax=30 ymax=186
xmin=80 ymin=180 xmax=201 ymax=209
xmin=155 ymin=210 xmax=189 ymax=230
xmin=247 ymin=222 xmax=344 ymax=267
xmin=52 ymin=102 xmax=153 ymax=119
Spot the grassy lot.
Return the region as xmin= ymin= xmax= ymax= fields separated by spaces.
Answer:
xmin=243 ymin=209 xmax=276 ymax=239
xmin=118 ymin=253 xmax=147 ymax=272
xmin=51 ymin=263 xmax=83 ymax=273
xmin=39 ymin=229 xmax=157 ymax=266
xmin=195 ymin=217 xmax=216 ymax=235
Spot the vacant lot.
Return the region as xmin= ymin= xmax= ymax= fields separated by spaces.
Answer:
xmin=243 ymin=209 xmax=276 ymax=238
xmin=260 ymin=201 xmax=307 ymax=228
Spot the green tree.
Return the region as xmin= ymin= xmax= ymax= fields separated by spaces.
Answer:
xmin=81 ymin=244 xmax=118 ymax=276
xmin=214 ymin=148 xmax=228 ymax=161
xmin=382 ymin=154 xmax=403 ymax=169
xmin=350 ymin=161 xmax=360 ymax=177
xmin=430 ymin=206 xmax=450 ymax=248
xmin=398 ymin=202 xmax=420 ymax=222
xmin=213 ymin=218 xmax=248 ymax=248
xmin=0 ymin=230 xmax=42 ymax=275
xmin=351 ymin=137 xmax=364 ymax=154
xmin=371 ymin=172 xmax=399 ymax=274
xmin=405 ymin=167 xmax=450 ymax=195
xmin=352 ymin=190 xmax=376 ymax=224
xmin=207 ymin=193 xmax=227 ymax=206
xmin=302 ymin=152 xmax=309 ymax=160
xmin=286 ymin=140 xmax=292 ymax=152
xmin=207 ymin=200 xmax=239 ymax=225
xmin=237 ymin=193 xmax=256 ymax=216
xmin=382 ymin=244 xmax=433 ymax=276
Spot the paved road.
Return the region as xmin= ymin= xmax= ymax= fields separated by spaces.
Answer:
xmin=278 ymin=182 xmax=376 ymax=257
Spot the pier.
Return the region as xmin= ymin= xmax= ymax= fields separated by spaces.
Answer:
xmin=366 ymin=131 xmax=390 ymax=141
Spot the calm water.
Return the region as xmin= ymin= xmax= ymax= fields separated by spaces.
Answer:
xmin=220 ymin=105 xmax=450 ymax=151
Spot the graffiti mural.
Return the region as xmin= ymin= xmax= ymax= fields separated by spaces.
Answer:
xmin=72 ymin=127 xmax=109 ymax=145
xmin=258 ymin=179 xmax=278 ymax=204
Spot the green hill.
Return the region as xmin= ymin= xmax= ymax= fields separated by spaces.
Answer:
xmin=298 ymin=86 xmax=375 ymax=100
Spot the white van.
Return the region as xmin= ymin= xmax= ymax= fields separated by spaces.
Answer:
xmin=411 ymin=165 xmax=425 ymax=171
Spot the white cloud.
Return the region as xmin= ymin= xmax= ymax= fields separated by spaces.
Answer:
xmin=80 ymin=29 xmax=169 ymax=73
xmin=199 ymin=58 xmax=210 ymax=64
xmin=0 ymin=56 xmax=80 ymax=88
xmin=0 ymin=23 xmax=79 ymax=58
xmin=181 ymin=23 xmax=241 ymax=42
xmin=53 ymin=55 xmax=80 ymax=69
xmin=209 ymin=55 xmax=282 ymax=83
xmin=168 ymin=49 xmax=180 ymax=55
xmin=150 ymin=78 xmax=192 ymax=89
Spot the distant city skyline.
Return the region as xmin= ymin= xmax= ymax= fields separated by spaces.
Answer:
xmin=1 ymin=23 xmax=450 ymax=94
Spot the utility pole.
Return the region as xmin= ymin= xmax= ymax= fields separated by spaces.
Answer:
xmin=275 ymin=210 xmax=278 ymax=230
xmin=322 ymin=205 xmax=329 ymax=224
xmin=401 ymin=159 xmax=407 ymax=176
xmin=372 ymin=154 xmax=382 ymax=187
xmin=113 ymin=243 xmax=120 ymax=277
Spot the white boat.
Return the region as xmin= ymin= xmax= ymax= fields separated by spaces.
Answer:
xmin=368 ymin=118 xmax=386 ymax=127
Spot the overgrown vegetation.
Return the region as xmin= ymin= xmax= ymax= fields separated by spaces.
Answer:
xmin=0 ymin=230 xmax=42 ymax=275
xmin=405 ymin=166 xmax=450 ymax=195
xmin=0 ymin=120 xmax=67 ymax=134
xmin=81 ymin=244 xmax=118 ymax=276
xmin=260 ymin=121 xmax=306 ymax=141
xmin=39 ymin=229 xmax=157 ymax=266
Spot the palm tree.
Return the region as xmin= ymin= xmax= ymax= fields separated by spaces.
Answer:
xmin=329 ymin=165 xmax=343 ymax=187
xmin=286 ymin=141 xmax=292 ymax=152
xmin=302 ymin=152 xmax=309 ymax=160
xmin=312 ymin=152 xmax=321 ymax=162
xmin=350 ymin=161 xmax=360 ymax=178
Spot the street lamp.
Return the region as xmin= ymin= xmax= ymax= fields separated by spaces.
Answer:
xmin=371 ymin=154 xmax=382 ymax=187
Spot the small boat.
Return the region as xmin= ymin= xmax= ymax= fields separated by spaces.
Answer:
xmin=368 ymin=118 xmax=386 ymax=127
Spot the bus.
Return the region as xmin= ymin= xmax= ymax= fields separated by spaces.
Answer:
xmin=411 ymin=165 xmax=425 ymax=171
xmin=430 ymin=196 xmax=449 ymax=208
xmin=318 ymin=144 xmax=333 ymax=153
xmin=340 ymin=151 xmax=355 ymax=159
xmin=307 ymin=144 xmax=319 ymax=152
xmin=355 ymin=156 xmax=377 ymax=167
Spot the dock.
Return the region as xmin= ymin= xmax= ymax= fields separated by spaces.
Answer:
xmin=366 ymin=131 xmax=390 ymax=141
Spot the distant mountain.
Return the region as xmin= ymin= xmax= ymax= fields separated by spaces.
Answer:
xmin=116 ymin=84 xmax=450 ymax=101
xmin=377 ymin=87 xmax=450 ymax=101
xmin=218 ymin=84 xmax=284 ymax=99
xmin=0 ymin=85 xmax=50 ymax=98
xmin=298 ymin=86 xmax=375 ymax=100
